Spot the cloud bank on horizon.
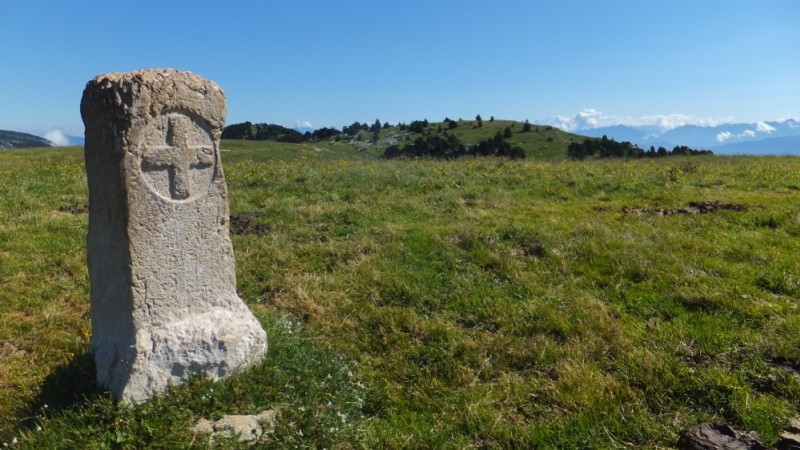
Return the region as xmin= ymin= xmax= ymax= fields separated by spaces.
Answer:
xmin=539 ymin=108 xmax=798 ymax=134
xmin=540 ymin=108 xmax=735 ymax=132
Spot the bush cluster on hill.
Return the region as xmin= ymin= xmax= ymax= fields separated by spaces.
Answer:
xmin=567 ymin=136 xmax=713 ymax=160
xmin=222 ymin=121 xmax=343 ymax=142
xmin=383 ymin=132 xmax=525 ymax=160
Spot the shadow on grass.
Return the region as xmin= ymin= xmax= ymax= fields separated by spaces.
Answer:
xmin=17 ymin=350 xmax=105 ymax=427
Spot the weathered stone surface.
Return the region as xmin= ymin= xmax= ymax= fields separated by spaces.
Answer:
xmin=81 ymin=69 xmax=267 ymax=403
xmin=677 ymin=423 xmax=765 ymax=450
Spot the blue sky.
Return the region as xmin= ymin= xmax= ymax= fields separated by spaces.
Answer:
xmin=1 ymin=0 xmax=798 ymax=139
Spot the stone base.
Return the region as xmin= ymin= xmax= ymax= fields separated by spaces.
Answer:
xmin=95 ymin=306 xmax=267 ymax=404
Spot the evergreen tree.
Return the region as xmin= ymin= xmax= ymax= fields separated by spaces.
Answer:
xmin=409 ymin=120 xmax=428 ymax=133
xmin=371 ymin=119 xmax=382 ymax=142
xmin=370 ymin=119 xmax=382 ymax=132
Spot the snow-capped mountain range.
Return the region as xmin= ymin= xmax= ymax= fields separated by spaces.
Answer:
xmin=539 ymin=110 xmax=800 ymax=155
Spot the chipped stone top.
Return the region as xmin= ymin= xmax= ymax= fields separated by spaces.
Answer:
xmin=80 ymin=68 xmax=226 ymax=130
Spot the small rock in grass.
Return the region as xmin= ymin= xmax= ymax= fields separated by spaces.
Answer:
xmin=192 ymin=410 xmax=276 ymax=444
xmin=778 ymin=416 xmax=800 ymax=450
xmin=677 ymin=423 xmax=765 ymax=450
xmin=778 ymin=431 xmax=800 ymax=450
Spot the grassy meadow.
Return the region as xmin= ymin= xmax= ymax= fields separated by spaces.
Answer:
xmin=1 ymin=140 xmax=800 ymax=447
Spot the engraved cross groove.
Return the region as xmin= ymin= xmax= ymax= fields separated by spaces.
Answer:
xmin=141 ymin=115 xmax=214 ymax=200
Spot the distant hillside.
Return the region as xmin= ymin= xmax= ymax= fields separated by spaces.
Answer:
xmin=379 ymin=118 xmax=585 ymax=160
xmin=223 ymin=118 xmax=587 ymax=160
xmin=403 ymin=118 xmax=583 ymax=160
xmin=0 ymin=130 xmax=53 ymax=150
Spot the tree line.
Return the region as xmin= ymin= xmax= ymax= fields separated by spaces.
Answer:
xmin=567 ymin=136 xmax=713 ymax=160
xmin=221 ymin=119 xmax=396 ymax=143
xmin=222 ymin=116 xmax=541 ymax=145
xmin=221 ymin=121 xmax=344 ymax=142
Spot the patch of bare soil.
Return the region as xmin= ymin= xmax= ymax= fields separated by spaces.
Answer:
xmin=58 ymin=204 xmax=88 ymax=214
xmin=623 ymin=201 xmax=748 ymax=216
xmin=229 ymin=212 xmax=271 ymax=236
xmin=0 ymin=340 xmax=26 ymax=358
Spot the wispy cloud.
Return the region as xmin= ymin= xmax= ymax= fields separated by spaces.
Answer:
xmin=44 ymin=129 xmax=71 ymax=146
xmin=295 ymin=120 xmax=314 ymax=129
xmin=541 ymin=108 xmax=736 ymax=132
xmin=716 ymin=131 xmax=732 ymax=143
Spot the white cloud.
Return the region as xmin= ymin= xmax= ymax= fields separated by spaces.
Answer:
xmin=44 ymin=129 xmax=71 ymax=146
xmin=295 ymin=120 xmax=314 ymax=129
xmin=573 ymin=108 xmax=603 ymax=129
xmin=541 ymin=108 xmax=736 ymax=132
xmin=716 ymin=131 xmax=732 ymax=143
xmin=718 ymin=126 xmax=774 ymax=143
xmin=755 ymin=121 xmax=776 ymax=133
xmin=548 ymin=108 xmax=602 ymax=131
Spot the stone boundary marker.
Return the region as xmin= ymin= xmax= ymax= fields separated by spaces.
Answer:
xmin=81 ymin=69 xmax=268 ymax=403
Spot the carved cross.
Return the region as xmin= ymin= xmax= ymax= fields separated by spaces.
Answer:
xmin=141 ymin=115 xmax=214 ymax=200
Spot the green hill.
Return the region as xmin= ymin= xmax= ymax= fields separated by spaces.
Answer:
xmin=411 ymin=118 xmax=580 ymax=160
xmin=221 ymin=119 xmax=585 ymax=161
xmin=0 ymin=130 xmax=53 ymax=150
xmin=342 ymin=119 xmax=585 ymax=160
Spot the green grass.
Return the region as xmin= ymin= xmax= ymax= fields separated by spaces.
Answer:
xmin=220 ymin=139 xmax=377 ymax=163
xmin=2 ymin=143 xmax=800 ymax=447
